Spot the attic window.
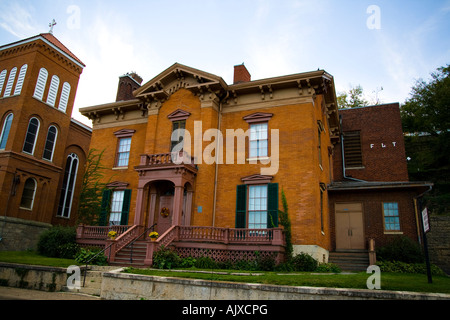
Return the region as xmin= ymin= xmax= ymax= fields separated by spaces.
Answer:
xmin=343 ymin=131 xmax=363 ymax=168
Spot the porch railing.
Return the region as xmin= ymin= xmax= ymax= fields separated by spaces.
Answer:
xmin=76 ymin=225 xmax=131 ymax=240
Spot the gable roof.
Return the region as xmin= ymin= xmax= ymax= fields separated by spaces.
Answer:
xmin=134 ymin=62 xmax=227 ymax=100
xmin=0 ymin=33 xmax=85 ymax=68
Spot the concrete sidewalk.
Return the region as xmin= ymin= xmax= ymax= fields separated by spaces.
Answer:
xmin=0 ymin=286 xmax=101 ymax=300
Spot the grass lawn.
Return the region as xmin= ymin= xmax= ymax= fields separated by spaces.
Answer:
xmin=123 ymin=268 xmax=450 ymax=295
xmin=0 ymin=251 xmax=77 ymax=268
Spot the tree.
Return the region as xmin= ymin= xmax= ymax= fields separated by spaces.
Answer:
xmin=77 ymin=149 xmax=111 ymax=225
xmin=401 ymin=64 xmax=450 ymax=215
xmin=401 ymin=65 xmax=450 ymax=136
xmin=278 ymin=189 xmax=293 ymax=258
xmin=337 ymin=85 xmax=370 ymax=109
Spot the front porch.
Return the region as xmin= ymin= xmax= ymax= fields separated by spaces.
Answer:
xmin=76 ymin=224 xmax=286 ymax=266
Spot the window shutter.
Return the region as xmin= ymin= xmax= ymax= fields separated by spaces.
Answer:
xmin=267 ymin=183 xmax=279 ymax=228
xmin=99 ymin=189 xmax=112 ymax=226
xmin=235 ymin=184 xmax=247 ymax=228
xmin=3 ymin=67 xmax=17 ymax=97
xmin=0 ymin=69 xmax=7 ymax=96
xmin=14 ymin=64 xmax=27 ymax=95
xmin=120 ymin=189 xmax=132 ymax=226
xmin=47 ymin=75 xmax=60 ymax=107
xmin=34 ymin=68 xmax=48 ymax=100
xmin=58 ymin=82 xmax=71 ymax=112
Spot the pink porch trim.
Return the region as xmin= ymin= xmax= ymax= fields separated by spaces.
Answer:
xmin=77 ymin=225 xmax=286 ymax=266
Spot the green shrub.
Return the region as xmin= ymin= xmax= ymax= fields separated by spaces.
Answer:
xmin=377 ymin=236 xmax=424 ymax=263
xmin=256 ymin=254 xmax=277 ymax=271
xmin=37 ymin=226 xmax=77 ymax=258
xmin=194 ymin=256 xmax=218 ymax=269
xmin=152 ymin=245 xmax=181 ymax=269
xmin=75 ymin=247 xmax=108 ymax=265
xmin=377 ymin=260 xmax=445 ymax=276
xmin=179 ymin=256 xmax=197 ymax=269
xmin=315 ymin=263 xmax=342 ymax=273
xmin=290 ymin=253 xmax=318 ymax=272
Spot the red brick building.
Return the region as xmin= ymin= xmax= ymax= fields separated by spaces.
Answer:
xmin=76 ymin=62 xmax=431 ymax=269
xmin=329 ymin=104 xmax=432 ymax=254
xmin=0 ymin=33 xmax=91 ymax=250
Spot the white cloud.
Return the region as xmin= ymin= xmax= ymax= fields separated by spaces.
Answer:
xmin=0 ymin=2 xmax=41 ymax=38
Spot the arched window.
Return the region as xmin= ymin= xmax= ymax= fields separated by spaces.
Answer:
xmin=58 ymin=82 xmax=71 ymax=113
xmin=33 ymin=68 xmax=48 ymax=100
xmin=57 ymin=153 xmax=79 ymax=218
xmin=3 ymin=67 xmax=17 ymax=97
xmin=13 ymin=64 xmax=28 ymax=95
xmin=47 ymin=75 xmax=60 ymax=107
xmin=42 ymin=126 xmax=58 ymax=161
xmin=0 ymin=113 xmax=13 ymax=150
xmin=20 ymin=178 xmax=37 ymax=210
xmin=0 ymin=69 xmax=7 ymax=96
xmin=23 ymin=117 xmax=40 ymax=155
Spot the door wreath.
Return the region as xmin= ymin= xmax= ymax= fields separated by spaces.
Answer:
xmin=160 ymin=207 xmax=170 ymax=217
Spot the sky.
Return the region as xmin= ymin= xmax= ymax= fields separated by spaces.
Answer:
xmin=1 ymin=0 xmax=449 ymax=127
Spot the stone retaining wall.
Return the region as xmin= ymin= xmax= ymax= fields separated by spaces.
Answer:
xmin=0 ymin=263 xmax=69 ymax=292
xmin=101 ymin=268 xmax=450 ymax=300
xmin=0 ymin=217 xmax=52 ymax=251
xmin=428 ymin=216 xmax=450 ymax=274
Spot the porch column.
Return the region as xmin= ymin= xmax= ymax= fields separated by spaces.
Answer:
xmin=147 ymin=190 xmax=157 ymax=228
xmin=134 ymin=187 xmax=145 ymax=225
xmin=183 ymin=190 xmax=193 ymax=226
xmin=172 ymin=185 xmax=184 ymax=226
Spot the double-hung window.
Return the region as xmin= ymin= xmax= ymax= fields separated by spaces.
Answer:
xmin=116 ymin=137 xmax=132 ymax=167
xmin=248 ymin=185 xmax=268 ymax=229
xmin=236 ymin=181 xmax=278 ymax=229
xmin=383 ymin=202 xmax=400 ymax=231
xmin=171 ymin=120 xmax=186 ymax=153
xmin=20 ymin=178 xmax=37 ymax=210
xmin=99 ymin=188 xmax=132 ymax=226
xmin=249 ymin=123 xmax=268 ymax=158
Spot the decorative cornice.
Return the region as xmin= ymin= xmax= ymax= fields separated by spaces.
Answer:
xmin=241 ymin=174 xmax=274 ymax=185
xmin=243 ymin=112 xmax=274 ymax=123
xmin=167 ymin=109 xmax=191 ymax=121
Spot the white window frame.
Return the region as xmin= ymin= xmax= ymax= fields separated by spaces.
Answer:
xmin=42 ymin=125 xmax=58 ymax=161
xmin=22 ymin=117 xmax=40 ymax=155
xmin=20 ymin=178 xmax=37 ymax=210
xmin=248 ymin=185 xmax=268 ymax=229
xmin=109 ymin=190 xmax=125 ymax=226
xmin=249 ymin=123 xmax=268 ymax=159
xmin=116 ymin=137 xmax=132 ymax=167
xmin=0 ymin=113 xmax=13 ymax=150
xmin=57 ymin=153 xmax=79 ymax=218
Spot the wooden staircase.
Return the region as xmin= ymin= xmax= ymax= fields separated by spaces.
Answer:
xmin=329 ymin=251 xmax=370 ymax=272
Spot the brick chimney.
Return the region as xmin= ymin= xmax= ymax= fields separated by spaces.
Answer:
xmin=233 ymin=63 xmax=251 ymax=84
xmin=116 ymin=72 xmax=143 ymax=101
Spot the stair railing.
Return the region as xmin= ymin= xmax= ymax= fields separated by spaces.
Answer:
xmin=82 ymin=242 xmax=114 ymax=287
xmin=127 ymin=223 xmax=157 ymax=264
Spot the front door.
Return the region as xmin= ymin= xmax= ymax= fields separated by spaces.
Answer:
xmin=335 ymin=203 xmax=365 ymax=250
xmin=157 ymin=195 xmax=173 ymax=235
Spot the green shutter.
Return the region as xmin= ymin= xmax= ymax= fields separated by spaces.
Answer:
xmin=235 ymin=184 xmax=247 ymax=228
xmin=267 ymin=183 xmax=279 ymax=228
xmin=120 ymin=189 xmax=132 ymax=226
xmin=99 ymin=189 xmax=111 ymax=226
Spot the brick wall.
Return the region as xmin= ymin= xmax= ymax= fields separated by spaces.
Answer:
xmin=334 ymin=103 xmax=409 ymax=182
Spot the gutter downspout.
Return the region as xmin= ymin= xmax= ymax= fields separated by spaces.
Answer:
xmin=340 ymin=115 xmax=366 ymax=183
xmin=212 ymin=91 xmax=229 ymax=227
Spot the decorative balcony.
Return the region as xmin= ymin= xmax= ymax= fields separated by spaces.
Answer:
xmin=136 ymin=151 xmax=197 ymax=172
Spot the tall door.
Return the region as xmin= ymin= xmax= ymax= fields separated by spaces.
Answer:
xmin=335 ymin=203 xmax=365 ymax=250
xmin=157 ymin=195 xmax=173 ymax=235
